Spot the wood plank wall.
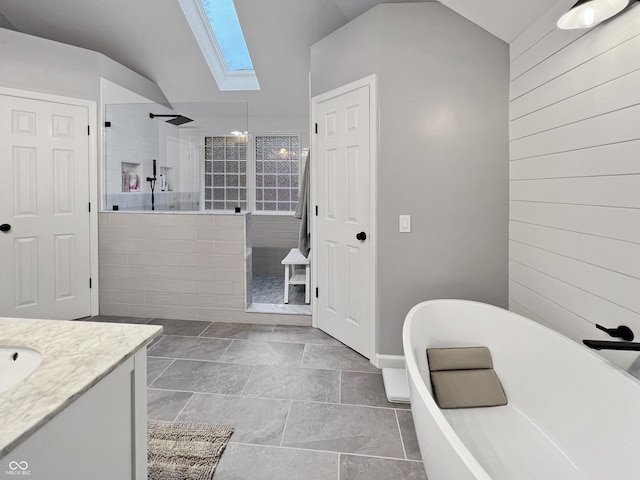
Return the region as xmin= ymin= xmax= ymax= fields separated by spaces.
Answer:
xmin=508 ymin=2 xmax=640 ymax=369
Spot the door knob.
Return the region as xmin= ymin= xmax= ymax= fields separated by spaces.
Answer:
xmin=356 ymin=231 xmax=367 ymax=241
xmin=0 ymin=224 xmax=11 ymax=232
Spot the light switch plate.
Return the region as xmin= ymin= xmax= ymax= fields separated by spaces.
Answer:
xmin=399 ymin=215 xmax=411 ymax=233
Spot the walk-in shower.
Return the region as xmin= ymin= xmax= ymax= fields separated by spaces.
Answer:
xmin=103 ymin=102 xmax=247 ymax=212
xmin=102 ymin=101 xmax=310 ymax=316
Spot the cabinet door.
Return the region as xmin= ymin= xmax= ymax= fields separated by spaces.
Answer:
xmin=0 ymin=353 xmax=147 ymax=480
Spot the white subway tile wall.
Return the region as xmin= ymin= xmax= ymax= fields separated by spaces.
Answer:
xmin=252 ymin=215 xmax=300 ymax=275
xmin=98 ymin=212 xmax=309 ymax=325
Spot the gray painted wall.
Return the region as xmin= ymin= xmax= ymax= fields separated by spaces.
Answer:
xmin=311 ymin=3 xmax=510 ymax=355
xmin=0 ymin=14 xmax=15 ymax=30
xmin=0 ymin=28 xmax=167 ymax=104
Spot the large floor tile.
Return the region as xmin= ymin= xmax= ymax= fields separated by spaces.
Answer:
xmin=215 ymin=443 xmax=338 ymax=480
xmin=281 ymin=401 xmax=404 ymax=458
xmin=243 ymin=365 xmax=340 ymax=403
xmin=177 ymin=393 xmax=290 ymax=446
xmin=220 ymin=340 xmax=304 ymax=366
xmin=147 ymin=335 xmax=232 ymax=361
xmin=220 ymin=340 xmax=304 ymax=367
xmin=143 ymin=314 xmax=426 ymax=479
xmin=269 ymin=325 xmax=342 ymax=346
xmin=147 ymin=334 xmax=163 ymax=348
xmin=148 ymin=318 xmax=211 ymax=336
xmin=147 ymin=389 xmax=193 ymax=421
xmin=397 ymin=410 xmax=422 ymax=461
xmin=301 ymin=344 xmax=379 ymax=373
xmin=150 ymin=359 xmax=253 ymax=394
xmin=341 ymin=371 xmax=409 ymax=409
xmin=146 ymin=357 xmax=173 ymax=386
xmin=340 ymin=455 xmax=427 ymax=480
xmin=200 ymin=322 xmax=275 ymax=340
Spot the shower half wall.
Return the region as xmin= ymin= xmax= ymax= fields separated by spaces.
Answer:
xmin=98 ymin=211 xmax=310 ymax=325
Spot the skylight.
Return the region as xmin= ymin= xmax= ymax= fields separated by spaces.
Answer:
xmin=201 ymin=0 xmax=253 ymax=71
xmin=178 ymin=0 xmax=259 ymax=91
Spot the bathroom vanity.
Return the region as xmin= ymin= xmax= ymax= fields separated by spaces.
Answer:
xmin=0 ymin=318 xmax=161 ymax=479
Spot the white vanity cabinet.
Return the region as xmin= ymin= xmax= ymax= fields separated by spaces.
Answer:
xmin=0 ymin=349 xmax=148 ymax=479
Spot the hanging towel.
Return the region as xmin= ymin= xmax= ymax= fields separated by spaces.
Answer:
xmin=294 ymin=150 xmax=311 ymax=257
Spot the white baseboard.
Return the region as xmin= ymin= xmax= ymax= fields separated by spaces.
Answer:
xmin=373 ymin=354 xmax=405 ymax=369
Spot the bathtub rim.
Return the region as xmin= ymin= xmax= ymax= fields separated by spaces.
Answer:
xmin=403 ymin=299 xmax=492 ymax=479
xmin=402 ymin=298 xmax=640 ymax=480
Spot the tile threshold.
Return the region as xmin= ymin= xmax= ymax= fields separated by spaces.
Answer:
xmin=247 ymin=303 xmax=311 ymax=316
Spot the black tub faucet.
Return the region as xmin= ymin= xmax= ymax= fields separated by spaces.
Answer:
xmin=583 ymin=323 xmax=639 ymax=351
xmin=595 ymin=324 xmax=634 ymax=341
xmin=583 ymin=340 xmax=640 ymax=351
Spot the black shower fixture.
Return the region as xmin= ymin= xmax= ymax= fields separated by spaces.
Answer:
xmin=149 ymin=113 xmax=194 ymax=126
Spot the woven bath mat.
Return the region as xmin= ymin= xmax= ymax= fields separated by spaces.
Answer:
xmin=148 ymin=420 xmax=233 ymax=480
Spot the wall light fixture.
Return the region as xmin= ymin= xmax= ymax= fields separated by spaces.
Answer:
xmin=557 ymin=0 xmax=635 ymax=29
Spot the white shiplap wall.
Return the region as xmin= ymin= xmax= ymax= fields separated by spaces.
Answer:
xmin=509 ymin=2 xmax=640 ymax=371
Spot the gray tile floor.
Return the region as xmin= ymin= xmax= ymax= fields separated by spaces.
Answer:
xmin=252 ymin=273 xmax=307 ymax=305
xmin=87 ymin=316 xmax=426 ymax=480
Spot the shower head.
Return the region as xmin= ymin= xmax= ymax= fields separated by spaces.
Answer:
xmin=149 ymin=113 xmax=194 ymax=126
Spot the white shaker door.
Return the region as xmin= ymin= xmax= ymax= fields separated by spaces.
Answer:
xmin=315 ymin=83 xmax=372 ymax=357
xmin=0 ymin=94 xmax=91 ymax=319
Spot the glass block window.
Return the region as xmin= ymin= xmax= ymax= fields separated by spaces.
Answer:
xmin=255 ymin=135 xmax=300 ymax=212
xmin=203 ymin=136 xmax=247 ymax=211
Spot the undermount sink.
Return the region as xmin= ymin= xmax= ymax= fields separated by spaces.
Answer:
xmin=0 ymin=346 xmax=42 ymax=394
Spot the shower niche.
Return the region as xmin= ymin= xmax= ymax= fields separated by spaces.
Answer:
xmin=103 ymin=101 xmax=248 ymax=211
xmin=120 ymin=162 xmax=141 ymax=192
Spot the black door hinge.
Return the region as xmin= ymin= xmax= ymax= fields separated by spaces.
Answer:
xmin=87 ymin=125 xmax=90 ymax=135
xmin=89 ymin=278 xmax=92 ymax=288
xmin=315 ymin=205 xmax=318 ymax=216
xmin=315 ymin=287 xmax=318 ymax=298
xmin=314 ymin=123 xmax=318 ymax=134
xmin=88 ymin=202 xmax=91 ymax=212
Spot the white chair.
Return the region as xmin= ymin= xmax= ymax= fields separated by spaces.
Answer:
xmin=281 ymin=248 xmax=311 ymax=304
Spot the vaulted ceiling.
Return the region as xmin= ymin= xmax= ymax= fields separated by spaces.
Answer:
xmin=0 ymin=0 xmax=563 ymax=115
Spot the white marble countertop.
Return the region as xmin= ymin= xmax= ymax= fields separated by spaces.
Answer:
xmin=0 ymin=318 xmax=162 ymax=457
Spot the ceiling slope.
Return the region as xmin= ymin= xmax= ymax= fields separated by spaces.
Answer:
xmin=438 ymin=0 xmax=562 ymax=43
xmin=0 ymin=0 xmax=564 ymax=113
xmin=0 ymin=0 xmax=348 ymax=116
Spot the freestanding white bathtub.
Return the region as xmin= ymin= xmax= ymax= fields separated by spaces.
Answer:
xmin=402 ymin=299 xmax=640 ymax=480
